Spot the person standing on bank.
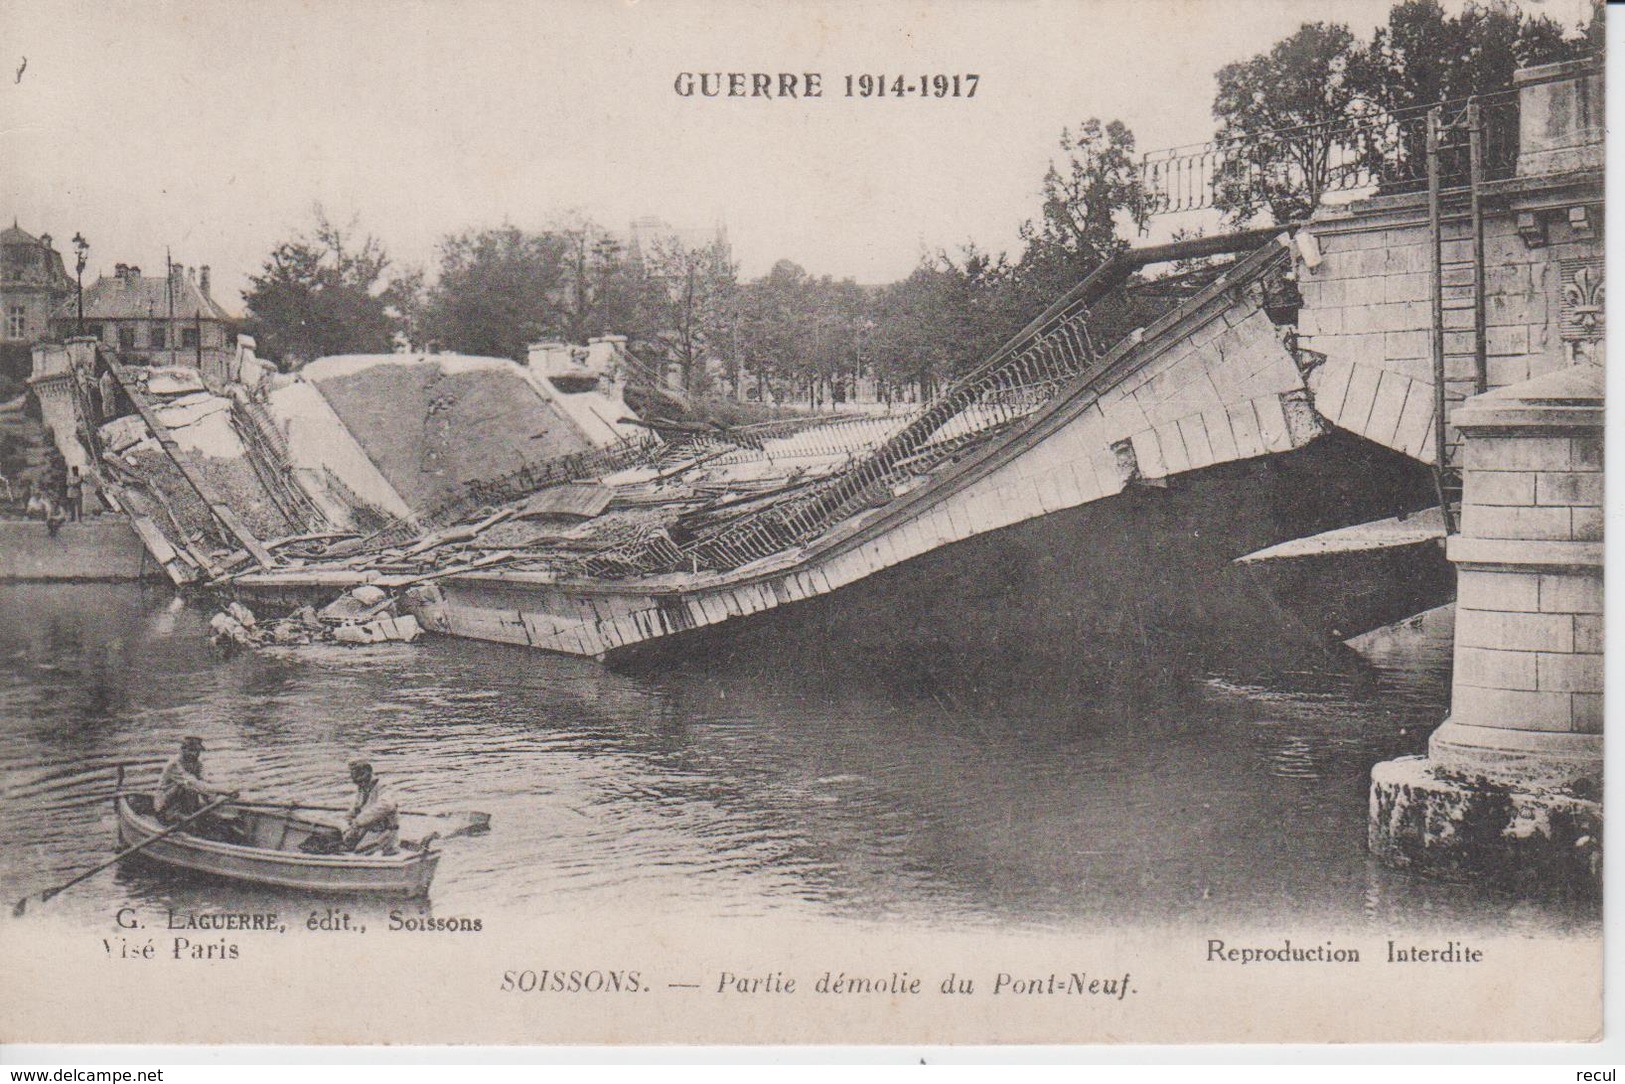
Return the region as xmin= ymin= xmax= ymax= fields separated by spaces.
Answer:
xmin=154 ymin=736 xmax=243 ymax=841
xmin=341 ymin=760 xmax=399 ymax=855
xmin=64 ymin=467 xmax=83 ymax=522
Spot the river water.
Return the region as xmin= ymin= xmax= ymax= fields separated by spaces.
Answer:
xmin=0 ymin=583 xmax=1597 ymax=936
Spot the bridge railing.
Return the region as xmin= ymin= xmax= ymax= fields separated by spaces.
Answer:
xmin=1141 ymin=90 xmax=1520 ymax=216
xmin=570 ymin=231 xmax=1289 ymax=579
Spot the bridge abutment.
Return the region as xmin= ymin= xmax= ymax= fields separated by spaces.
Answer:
xmin=1370 ymin=362 xmax=1602 ymax=893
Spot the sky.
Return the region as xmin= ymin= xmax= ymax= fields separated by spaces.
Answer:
xmin=0 ymin=0 xmax=1596 ymax=313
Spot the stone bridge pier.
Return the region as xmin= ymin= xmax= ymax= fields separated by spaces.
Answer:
xmin=1370 ymin=362 xmax=1602 ymax=893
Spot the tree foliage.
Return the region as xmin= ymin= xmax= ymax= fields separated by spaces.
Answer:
xmin=1211 ymin=22 xmax=1369 ymax=224
xmin=641 ymin=233 xmax=739 ymax=395
xmin=1212 ymin=2 xmax=1597 ymax=224
xmin=243 ymin=208 xmax=403 ymax=369
xmin=415 ymin=226 xmax=570 ymax=360
xmin=1015 ymin=119 xmax=1149 ymax=308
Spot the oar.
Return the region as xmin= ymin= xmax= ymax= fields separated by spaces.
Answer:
xmin=231 ymin=799 xmax=491 ymax=838
xmin=13 ymin=795 xmax=234 ymax=917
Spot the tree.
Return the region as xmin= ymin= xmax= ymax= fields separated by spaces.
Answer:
xmin=1353 ymin=0 xmax=1587 ymax=110
xmin=553 ymin=216 xmax=649 ymax=346
xmin=867 ymin=246 xmax=1021 ymax=399
xmin=1210 ymin=22 xmax=1369 ymax=224
xmin=417 ymin=225 xmax=571 ymax=359
xmin=243 ymin=208 xmax=402 ymax=368
xmin=1015 ymin=119 xmax=1150 ymax=306
xmin=1346 ymin=0 xmax=1593 ymax=183
xmin=1213 ymin=3 xmax=1598 ymax=224
xmin=641 ymin=233 xmax=739 ymax=394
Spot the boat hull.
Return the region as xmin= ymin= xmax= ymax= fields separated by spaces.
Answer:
xmin=115 ymin=798 xmax=439 ymax=898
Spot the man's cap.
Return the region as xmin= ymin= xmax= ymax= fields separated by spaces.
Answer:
xmin=181 ymin=736 xmax=205 ymax=751
xmin=347 ymin=759 xmax=373 ymax=775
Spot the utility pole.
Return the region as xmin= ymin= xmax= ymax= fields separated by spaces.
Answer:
xmin=165 ymin=247 xmax=176 ymax=365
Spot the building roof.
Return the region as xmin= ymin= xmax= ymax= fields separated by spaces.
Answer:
xmin=1 ymin=222 xmax=42 ymax=246
xmin=1 ymin=221 xmax=72 ymax=288
xmin=55 ymin=269 xmax=233 ymax=323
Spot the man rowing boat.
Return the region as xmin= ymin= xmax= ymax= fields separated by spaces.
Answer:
xmin=154 ymin=736 xmax=246 ymax=843
xmin=341 ymin=760 xmax=400 ymax=855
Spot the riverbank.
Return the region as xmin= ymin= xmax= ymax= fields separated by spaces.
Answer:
xmin=0 ymin=515 xmax=154 ymax=581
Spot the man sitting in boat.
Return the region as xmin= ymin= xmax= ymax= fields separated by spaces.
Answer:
xmin=341 ymin=760 xmax=400 ymax=855
xmin=154 ymin=736 xmax=245 ymax=843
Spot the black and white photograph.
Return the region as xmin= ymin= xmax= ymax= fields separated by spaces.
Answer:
xmin=0 ymin=0 xmax=1606 ymax=1048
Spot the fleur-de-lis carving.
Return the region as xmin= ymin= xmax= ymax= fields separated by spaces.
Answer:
xmin=1563 ymin=265 xmax=1605 ymax=337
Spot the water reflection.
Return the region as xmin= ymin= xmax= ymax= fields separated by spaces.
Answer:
xmin=0 ymin=584 xmax=1596 ymax=936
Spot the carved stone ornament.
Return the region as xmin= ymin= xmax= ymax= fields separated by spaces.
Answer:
xmin=1560 ymin=259 xmax=1604 ymax=342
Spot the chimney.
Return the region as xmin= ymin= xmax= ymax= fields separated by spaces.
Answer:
xmin=199 ymin=266 xmax=211 ymax=296
xmin=170 ymin=263 xmax=185 ymax=285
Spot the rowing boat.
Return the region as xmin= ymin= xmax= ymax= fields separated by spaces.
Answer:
xmin=114 ymin=792 xmax=440 ymax=897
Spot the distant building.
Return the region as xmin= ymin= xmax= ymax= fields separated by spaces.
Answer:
xmin=51 ymin=261 xmax=235 ymax=368
xmin=625 ymin=216 xmax=731 ymax=264
xmin=0 ymin=222 xmax=73 ymax=366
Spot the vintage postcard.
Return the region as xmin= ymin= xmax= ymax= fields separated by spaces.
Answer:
xmin=0 ymin=0 xmax=1605 ymax=1048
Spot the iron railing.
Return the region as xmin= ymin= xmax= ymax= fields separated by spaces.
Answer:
xmin=572 ymin=235 xmax=1288 ymax=578
xmin=1141 ymin=90 xmax=1519 ymax=216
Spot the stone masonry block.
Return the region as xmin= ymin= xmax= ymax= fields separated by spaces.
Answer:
xmin=1467 ymin=469 xmax=1536 ymax=507
xmin=1536 ymin=652 xmax=1603 ymax=694
xmin=1342 ymin=304 xmax=1385 ymax=334
xmin=1464 ymin=436 xmax=1572 ymax=472
xmin=1385 ymin=300 xmax=1431 ymax=332
xmin=1455 ymin=645 xmax=1538 ymax=690
xmin=1456 ymin=609 xmax=1574 ymax=653
xmin=1444 ymin=330 xmax=1476 ymax=356
xmin=1129 ymin=428 xmax=1167 ymax=480
xmin=1486 ymin=261 xmax=1533 ymax=295
xmin=1177 ymin=414 xmax=1215 ymax=471
xmin=1442 ymin=264 xmax=1476 ymax=288
xmin=1487 ymin=355 xmax=1531 ymax=388
xmin=1570 ymin=506 xmax=1602 ymax=541
xmin=1384 ymin=329 xmax=1429 ymax=361
xmin=1364 ymin=371 xmax=1411 ymax=448
xmin=1573 ymin=694 xmax=1603 ymax=735
xmin=1204 ymin=406 xmax=1239 ymax=462
xmin=1339 ymin=332 xmax=1388 ymax=371
xmin=1395 ymin=389 xmax=1437 ymax=461
xmin=1536 ymin=471 xmax=1603 ymax=507
xmin=1457 ymin=569 xmax=1541 ymax=612
xmin=1353 ymin=248 xmax=1389 ymax=279
xmin=1527 ymin=347 xmax=1567 ymax=382
xmin=1462 ymin=504 xmax=1572 ymax=541
xmin=1385 ymin=243 xmax=1427 ymax=274
xmin=1539 ymin=574 xmax=1603 ymax=615
xmin=1344 ymin=276 xmax=1387 ymax=307
xmin=1486 ymin=289 xmax=1541 ymax=328
xmin=1384 ymin=272 xmax=1430 ymax=304
xmin=1310 ymin=278 xmax=1348 ymax=305
xmin=1381 ymin=356 xmax=1435 ymax=385
xmin=1226 ymin=401 xmax=1264 ymax=459
xmin=1574 ymin=614 xmax=1603 ymax=654
xmin=1571 ymin=438 xmax=1603 ymax=471
xmin=1487 ymin=325 xmax=1530 ymax=357
xmin=1452 ymin=685 xmax=1579 ymax=732
xmin=1339 ymin=363 xmax=1383 ymax=434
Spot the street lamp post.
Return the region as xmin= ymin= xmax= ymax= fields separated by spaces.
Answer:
xmin=71 ymin=233 xmax=88 ymax=335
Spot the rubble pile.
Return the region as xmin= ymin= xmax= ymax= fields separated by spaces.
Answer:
xmin=208 ymin=590 xmax=422 ymax=652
